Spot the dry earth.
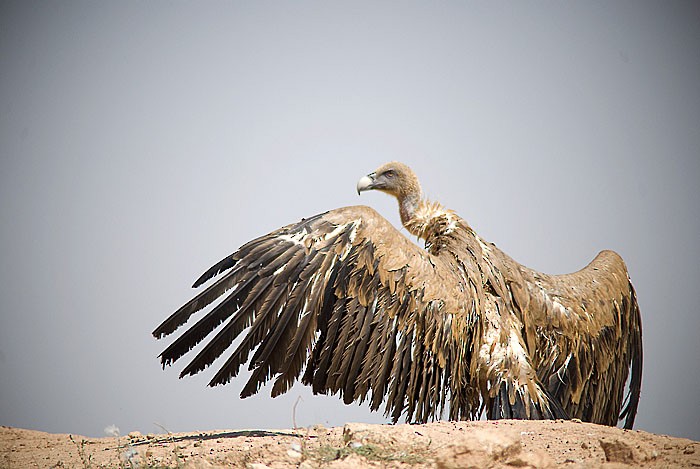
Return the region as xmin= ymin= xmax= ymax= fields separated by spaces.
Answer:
xmin=2 ymin=420 xmax=699 ymax=468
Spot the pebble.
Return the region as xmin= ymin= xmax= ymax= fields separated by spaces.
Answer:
xmin=290 ymin=442 xmax=302 ymax=452
xmin=287 ymin=449 xmax=302 ymax=459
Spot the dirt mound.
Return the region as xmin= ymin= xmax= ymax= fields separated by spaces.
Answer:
xmin=2 ymin=420 xmax=698 ymax=468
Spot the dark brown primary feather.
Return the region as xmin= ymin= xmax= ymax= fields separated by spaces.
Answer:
xmin=153 ymin=162 xmax=642 ymax=428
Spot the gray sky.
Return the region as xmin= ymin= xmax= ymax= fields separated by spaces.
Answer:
xmin=1 ymin=1 xmax=699 ymax=441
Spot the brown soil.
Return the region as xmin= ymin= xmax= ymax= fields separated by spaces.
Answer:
xmin=2 ymin=420 xmax=699 ymax=468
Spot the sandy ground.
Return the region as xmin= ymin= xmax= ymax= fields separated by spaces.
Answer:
xmin=1 ymin=420 xmax=699 ymax=468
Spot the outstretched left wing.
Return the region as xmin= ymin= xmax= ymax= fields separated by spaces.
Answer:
xmin=153 ymin=205 xmax=475 ymax=422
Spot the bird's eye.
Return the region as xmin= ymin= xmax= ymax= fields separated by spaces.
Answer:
xmin=384 ymin=170 xmax=396 ymax=178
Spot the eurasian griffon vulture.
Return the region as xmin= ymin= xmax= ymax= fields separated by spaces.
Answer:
xmin=153 ymin=162 xmax=642 ymax=428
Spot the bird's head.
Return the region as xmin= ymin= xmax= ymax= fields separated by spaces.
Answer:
xmin=357 ymin=162 xmax=424 ymax=227
xmin=356 ymin=161 xmax=422 ymax=200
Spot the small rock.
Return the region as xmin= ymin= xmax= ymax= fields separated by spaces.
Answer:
xmin=600 ymin=438 xmax=637 ymax=463
xmin=128 ymin=431 xmax=142 ymax=439
xmin=290 ymin=442 xmax=302 ymax=452
xmin=287 ymin=449 xmax=302 ymax=459
xmin=437 ymin=427 xmax=523 ymax=469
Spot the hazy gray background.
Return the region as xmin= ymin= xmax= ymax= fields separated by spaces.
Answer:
xmin=1 ymin=1 xmax=699 ymax=440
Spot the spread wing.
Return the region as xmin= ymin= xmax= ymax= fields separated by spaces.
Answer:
xmin=510 ymin=250 xmax=643 ymax=429
xmin=153 ymin=206 xmax=476 ymax=423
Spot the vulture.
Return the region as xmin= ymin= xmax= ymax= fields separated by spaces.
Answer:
xmin=153 ymin=162 xmax=642 ymax=428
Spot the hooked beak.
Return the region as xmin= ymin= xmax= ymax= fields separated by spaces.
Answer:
xmin=356 ymin=173 xmax=376 ymax=195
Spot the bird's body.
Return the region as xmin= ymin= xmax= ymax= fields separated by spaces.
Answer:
xmin=154 ymin=162 xmax=642 ymax=428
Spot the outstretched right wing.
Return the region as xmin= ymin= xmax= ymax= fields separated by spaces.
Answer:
xmin=511 ymin=250 xmax=643 ymax=429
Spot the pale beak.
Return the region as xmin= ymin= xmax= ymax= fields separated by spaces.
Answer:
xmin=356 ymin=173 xmax=375 ymax=195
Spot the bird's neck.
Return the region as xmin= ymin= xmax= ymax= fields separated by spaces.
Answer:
xmin=400 ymin=195 xmax=457 ymax=240
xmin=398 ymin=193 xmax=422 ymax=228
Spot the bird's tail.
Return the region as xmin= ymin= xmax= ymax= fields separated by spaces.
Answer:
xmin=486 ymin=381 xmax=569 ymax=421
